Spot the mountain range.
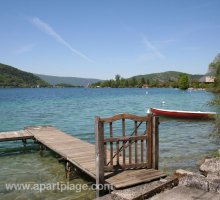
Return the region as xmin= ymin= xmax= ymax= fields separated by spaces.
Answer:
xmin=0 ymin=62 xmax=205 ymax=88
xmin=0 ymin=63 xmax=49 ymax=87
xmin=35 ymin=74 xmax=102 ymax=86
xmin=131 ymin=71 xmax=203 ymax=83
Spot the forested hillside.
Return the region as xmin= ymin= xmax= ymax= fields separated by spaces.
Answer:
xmin=90 ymin=71 xmax=203 ymax=88
xmin=0 ymin=63 xmax=49 ymax=88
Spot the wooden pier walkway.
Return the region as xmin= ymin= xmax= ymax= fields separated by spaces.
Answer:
xmin=0 ymin=130 xmax=34 ymax=142
xmin=26 ymin=126 xmax=97 ymax=179
xmin=0 ymin=114 xmax=166 ymax=193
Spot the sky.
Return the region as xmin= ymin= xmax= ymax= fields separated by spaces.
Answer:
xmin=0 ymin=0 xmax=220 ymax=79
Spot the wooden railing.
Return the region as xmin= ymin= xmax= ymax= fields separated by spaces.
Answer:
xmin=95 ymin=113 xmax=159 ymax=196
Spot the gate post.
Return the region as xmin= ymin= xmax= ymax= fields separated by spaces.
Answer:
xmin=152 ymin=116 xmax=159 ymax=169
xmin=95 ymin=116 xmax=105 ymax=197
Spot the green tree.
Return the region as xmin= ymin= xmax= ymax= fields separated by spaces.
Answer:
xmin=115 ymin=74 xmax=121 ymax=88
xmin=119 ymin=78 xmax=126 ymax=88
xmin=213 ymin=62 xmax=220 ymax=92
xmin=125 ymin=80 xmax=129 ymax=88
xmin=130 ymin=77 xmax=137 ymax=87
xmin=0 ymin=63 xmax=50 ymax=88
xmin=209 ymin=54 xmax=220 ymax=137
xmin=213 ymin=53 xmax=220 ymax=63
xmin=178 ymin=74 xmax=189 ymax=90
xmin=141 ymin=77 xmax=145 ymax=84
xmin=191 ymin=80 xmax=199 ymax=89
xmin=115 ymin=74 xmax=121 ymax=82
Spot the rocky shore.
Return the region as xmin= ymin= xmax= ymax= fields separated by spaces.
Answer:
xmin=177 ymin=154 xmax=220 ymax=193
xmin=96 ymin=149 xmax=220 ymax=200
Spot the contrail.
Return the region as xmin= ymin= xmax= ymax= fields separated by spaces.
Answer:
xmin=31 ymin=17 xmax=94 ymax=63
xmin=143 ymin=36 xmax=165 ymax=59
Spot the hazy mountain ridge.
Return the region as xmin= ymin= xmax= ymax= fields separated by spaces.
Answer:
xmin=0 ymin=62 xmax=205 ymax=88
xmin=35 ymin=74 xmax=102 ymax=86
xmin=130 ymin=71 xmax=203 ymax=82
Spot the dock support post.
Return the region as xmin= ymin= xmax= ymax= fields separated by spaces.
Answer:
xmin=152 ymin=116 xmax=159 ymax=169
xmin=65 ymin=161 xmax=72 ymax=180
xmin=39 ymin=144 xmax=44 ymax=157
xmin=95 ymin=116 xmax=105 ymax=197
xmin=22 ymin=139 xmax=27 ymax=148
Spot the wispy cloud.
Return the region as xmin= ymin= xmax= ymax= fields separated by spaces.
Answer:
xmin=142 ymin=36 xmax=165 ymax=59
xmin=31 ymin=17 xmax=94 ymax=63
xmin=151 ymin=39 xmax=176 ymax=45
xmin=15 ymin=43 xmax=36 ymax=54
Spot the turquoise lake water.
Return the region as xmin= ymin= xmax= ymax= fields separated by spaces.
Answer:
xmin=0 ymin=88 xmax=219 ymax=199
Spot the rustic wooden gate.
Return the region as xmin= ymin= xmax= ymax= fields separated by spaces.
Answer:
xmin=95 ymin=113 xmax=160 ymax=196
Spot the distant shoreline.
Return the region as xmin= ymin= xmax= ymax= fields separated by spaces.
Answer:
xmin=0 ymin=87 xmax=208 ymax=91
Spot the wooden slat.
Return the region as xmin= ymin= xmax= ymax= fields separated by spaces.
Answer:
xmin=141 ymin=139 xmax=144 ymax=163
xmin=146 ymin=121 xmax=148 ymax=164
xmin=106 ymin=168 xmax=166 ymax=189
xmin=152 ymin=116 xmax=159 ymax=169
xmin=109 ymin=122 xmax=113 ymax=166
xmin=104 ymin=135 xmax=147 ymax=143
xmin=95 ymin=117 xmax=105 ymax=197
xmin=0 ymin=131 xmax=33 ymax=142
xmin=122 ymin=118 xmax=125 ymax=165
xmin=99 ymin=113 xmax=149 ymax=123
xmin=104 ymin=163 xmax=149 ymax=172
xmin=129 ymin=140 xmax=132 ymax=164
xmin=116 ymin=141 xmax=119 ymax=164
xmin=147 ymin=114 xmax=153 ymax=168
xmin=104 ymin=140 xmax=107 ymax=166
xmin=134 ymin=121 xmax=138 ymax=163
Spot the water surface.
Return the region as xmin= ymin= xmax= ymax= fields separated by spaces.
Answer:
xmin=0 ymin=88 xmax=219 ymax=199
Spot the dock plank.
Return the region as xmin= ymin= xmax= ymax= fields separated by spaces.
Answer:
xmin=106 ymin=169 xmax=166 ymax=189
xmin=0 ymin=130 xmax=33 ymax=142
xmin=0 ymin=126 xmax=166 ymax=189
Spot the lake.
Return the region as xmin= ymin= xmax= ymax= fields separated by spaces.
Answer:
xmin=0 ymin=88 xmax=219 ymax=199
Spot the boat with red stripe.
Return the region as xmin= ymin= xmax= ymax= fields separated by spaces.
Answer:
xmin=149 ymin=108 xmax=216 ymax=119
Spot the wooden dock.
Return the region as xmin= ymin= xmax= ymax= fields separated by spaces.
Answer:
xmin=0 ymin=130 xmax=34 ymax=142
xmin=0 ymin=114 xmax=166 ymax=195
xmin=25 ymin=126 xmax=97 ymax=179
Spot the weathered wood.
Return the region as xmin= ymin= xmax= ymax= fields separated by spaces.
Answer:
xmin=101 ymin=113 xmax=158 ymax=172
xmin=122 ymin=119 xmax=125 ymax=165
xmin=147 ymin=114 xmax=153 ymax=168
xmin=1 ymin=114 xmax=163 ymax=192
xmin=141 ymin=138 xmax=144 ymax=163
xmin=112 ymin=176 xmax=178 ymax=200
xmin=146 ymin=121 xmax=148 ymax=164
xmin=104 ymin=135 xmax=148 ymax=143
xmin=99 ymin=113 xmax=149 ymax=123
xmin=152 ymin=116 xmax=159 ymax=169
xmin=0 ymin=131 xmax=33 ymax=142
xmin=106 ymin=168 xmax=166 ymax=189
xmin=104 ymin=163 xmax=149 ymax=172
xmin=109 ymin=122 xmax=113 ymax=166
xmin=134 ymin=121 xmax=138 ymax=163
xmin=95 ymin=116 xmax=105 ymax=197
xmin=129 ymin=140 xmax=132 ymax=164
xmin=116 ymin=141 xmax=119 ymax=164
xmin=104 ymin=139 xmax=107 ymax=166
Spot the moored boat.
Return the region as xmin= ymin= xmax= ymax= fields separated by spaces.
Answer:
xmin=149 ymin=108 xmax=216 ymax=119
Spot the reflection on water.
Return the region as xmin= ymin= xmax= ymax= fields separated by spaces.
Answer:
xmin=0 ymin=149 xmax=95 ymax=200
xmin=159 ymin=118 xmax=216 ymax=173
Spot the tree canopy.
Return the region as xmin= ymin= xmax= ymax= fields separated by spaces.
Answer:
xmin=209 ymin=53 xmax=220 ymax=93
xmin=178 ymin=74 xmax=189 ymax=90
xmin=90 ymin=71 xmax=205 ymax=89
xmin=0 ymin=63 xmax=50 ymax=88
